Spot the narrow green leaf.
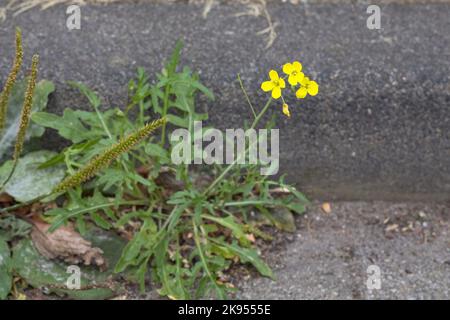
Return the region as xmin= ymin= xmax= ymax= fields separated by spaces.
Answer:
xmin=165 ymin=40 xmax=183 ymax=76
xmin=214 ymin=241 xmax=274 ymax=279
xmin=203 ymin=215 xmax=249 ymax=245
xmin=68 ymin=81 xmax=101 ymax=108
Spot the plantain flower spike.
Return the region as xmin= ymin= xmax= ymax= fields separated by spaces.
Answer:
xmin=14 ymin=54 xmax=39 ymax=160
xmin=0 ymin=54 xmax=39 ymax=190
xmin=53 ymin=117 xmax=167 ymax=193
xmin=0 ymin=27 xmax=24 ymax=134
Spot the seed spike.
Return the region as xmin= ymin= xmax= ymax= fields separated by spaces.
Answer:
xmin=0 ymin=54 xmax=39 ymax=190
xmin=0 ymin=27 xmax=24 ymax=135
xmin=53 ymin=117 xmax=166 ymax=194
xmin=13 ymin=54 xmax=39 ymax=160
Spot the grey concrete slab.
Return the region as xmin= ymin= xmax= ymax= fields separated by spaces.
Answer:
xmin=0 ymin=2 xmax=450 ymax=201
xmin=236 ymin=201 xmax=450 ymax=300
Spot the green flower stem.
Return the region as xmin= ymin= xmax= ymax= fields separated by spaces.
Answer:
xmin=237 ymin=74 xmax=257 ymax=119
xmin=160 ymin=84 xmax=171 ymax=146
xmin=139 ymin=100 xmax=145 ymax=126
xmin=193 ymin=219 xmax=225 ymax=299
xmin=93 ymin=102 xmax=112 ymax=140
xmin=202 ymin=97 xmax=273 ymax=196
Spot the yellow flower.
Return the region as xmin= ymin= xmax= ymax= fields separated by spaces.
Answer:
xmin=261 ymin=70 xmax=285 ymax=99
xmin=282 ymin=61 xmax=304 ymax=86
xmin=282 ymin=103 xmax=290 ymax=118
xmin=296 ymin=76 xmax=319 ymax=99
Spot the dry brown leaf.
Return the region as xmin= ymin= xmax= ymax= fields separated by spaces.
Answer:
xmin=246 ymin=233 xmax=256 ymax=243
xmin=270 ymin=187 xmax=291 ymax=194
xmin=0 ymin=192 xmax=13 ymax=204
xmin=156 ymin=167 xmax=185 ymax=193
xmin=401 ymin=222 xmax=414 ymax=232
xmin=321 ymin=202 xmax=332 ymax=214
xmin=30 ymin=220 xmax=106 ymax=269
xmin=385 ymin=224 xmax=399 ymax=232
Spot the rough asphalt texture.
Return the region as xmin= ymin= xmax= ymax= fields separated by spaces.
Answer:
xmin=236 ymin=201 xmax=449 ymax=299
xmin=0 ymin=2 xmax=449 ymax=201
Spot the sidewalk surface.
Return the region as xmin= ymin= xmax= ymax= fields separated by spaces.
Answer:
xmin=236 ymin=201 xmax=449 ymax=299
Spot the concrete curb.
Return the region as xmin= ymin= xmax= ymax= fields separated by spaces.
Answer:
xmin=1 ymin=2 xmax=449 ymax=201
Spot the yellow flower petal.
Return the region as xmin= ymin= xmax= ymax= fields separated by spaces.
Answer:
xmin=288 ymin=72 xmax=305 ymax=86
xmin=292 ymin=61 xmax=302 ymax=73
xmin=307 ymin=81 xmax=319 ymax=96
xmin=296 ymin=87 xmax=307 ymax=99
xmin=261 ymin=81 xmax=275 ymax=92
xmin=272 ymin=87 xmax=282 ymax=99
xmin=269 ymin=70 xmax=279 ymax=81
xmin=300 ymin=76 xmax=310 ymax=86
xmin=278 ymin=78 xmax=286 ymax=88
xmin=282 ymin=63 xmax=293 ymax=75
xmin=288 ymin=74 xmax=298 ymax=86
xmin=295 ymin=72 xmax=305 ymax=83
xmin=282 ymin=104 xmax=290 ymax=118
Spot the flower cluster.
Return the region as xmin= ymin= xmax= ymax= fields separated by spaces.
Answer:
xmin=261 ymin=61 xmax=319 ymax=117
